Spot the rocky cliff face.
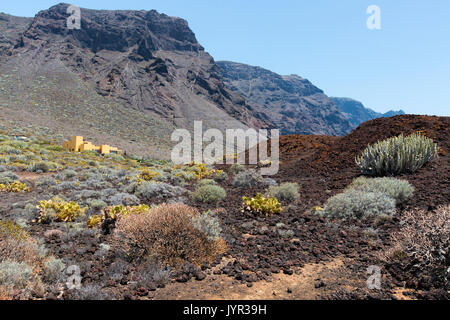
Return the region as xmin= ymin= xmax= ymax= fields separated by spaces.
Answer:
xmin=0 ymin=13 xmax=32 ymax=55
xmin=217 ymin=61 xmax=353 ymax=136
xmin=0 ymin=3 xmax=271 ymax=140
xmin=331 ymin=97 xmax=405 ymax=127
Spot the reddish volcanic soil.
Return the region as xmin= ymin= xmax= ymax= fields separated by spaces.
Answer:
xmin=205 ymin=115 xmax=449 ymax=300
xmin=276 ymin=115 xmax=450 ymax=209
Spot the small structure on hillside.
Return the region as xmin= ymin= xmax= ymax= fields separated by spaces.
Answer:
xmin=63 ymin=136 xmax=121 ymax=155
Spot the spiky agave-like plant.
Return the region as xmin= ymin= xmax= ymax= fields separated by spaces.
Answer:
xmin=356 ymin=133 xmax=437 ymax=176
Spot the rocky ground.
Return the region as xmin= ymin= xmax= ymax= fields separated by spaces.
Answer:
xmin=0 ymin=115 xmax=448 ymax=300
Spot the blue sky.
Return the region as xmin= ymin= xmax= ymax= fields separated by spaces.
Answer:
xmin=1 ymin=1 xmax=449 ymax=116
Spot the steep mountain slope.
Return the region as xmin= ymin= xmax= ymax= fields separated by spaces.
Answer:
xmin=0 ymin=4 xmax=271 ymax=158
xmin=331 ymin=97 xmax=405 ymax=127
xmin=0 ymin=13 xmax=32 ymax=54
xmin=217 ymin=61 xmax=353 ymax=136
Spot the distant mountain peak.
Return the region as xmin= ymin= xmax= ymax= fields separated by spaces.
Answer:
xmin=331 ymin=97 xmax=406 ymax=127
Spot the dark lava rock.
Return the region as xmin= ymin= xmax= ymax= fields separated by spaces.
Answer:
xmin=283 ymin=269 xmax=294 ymax=275
xmin=194 ymin=270 xmax=206 ymax=281
xmin=136 ymin=287 xmax=148 ymax=297
xmin=315 ymin=281 xmax=326 ymax=289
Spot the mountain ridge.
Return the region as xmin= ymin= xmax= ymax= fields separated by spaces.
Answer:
xmin=331 ymin=97 xmax=405 ymax=127
xmin=217 ymin=60 xmax=353 ymax=136
xmin=0 ymin=4 xmax=273 ymax=158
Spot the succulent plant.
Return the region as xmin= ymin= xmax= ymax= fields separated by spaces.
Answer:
xmin=356 ymin=133 xmax=437 ymax=176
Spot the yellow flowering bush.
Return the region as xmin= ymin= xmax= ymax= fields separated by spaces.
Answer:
xmin=138 ymin=168 xmax=161 ymax=181
xmin=37 ymin=197 xmax=87 ymax=223
xmin=0 ymin=181 xmax=30 ymax=193
xmin=242 ymin=193 xmax=282 ymax=217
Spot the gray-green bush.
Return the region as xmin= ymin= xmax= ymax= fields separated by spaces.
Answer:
xmin=43 ymin=257 xmax=66 ymax=283
xmin=35 ymin=176 xmax=57 ymax=187
xmin=135 ymin=182 xmax=186 ymax=201
xmin=0 ymin=171 xmax=19 ymax=184
xmin=0 ymin=260 xmax=33 ymax=289
xmin=191 ymin=185 xmax=226 ymax=203
xmin=230 ymin=163 xmax=245 ymax=175
xmin=356 ymin=133 xmax=437 ymax=176
xmin=232 ymin=169 xmax=264 ymax=188
xmin=213 ymin=171 xmax=228 ymax=182
xmin=266 ymin=182 xmax=300 ymax=203
xmin=323 ymin=190 xmax=396 ymax=221
xmin=192 ymin=210 xmax=222 ymax=241
xmin=197 ymin=179 xmax=217 ymax=187
xmin=347 ymin=176 xmax=414 ymax=205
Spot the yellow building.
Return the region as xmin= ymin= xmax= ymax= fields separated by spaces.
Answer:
xmin=63 ymin=136 xmax=121 ymax=155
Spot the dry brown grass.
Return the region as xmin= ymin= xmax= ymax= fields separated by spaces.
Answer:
xmin=0 ymin=222 xmax=42 ymax=267
xmin=113 ymin=203 xmax=227 ymax=267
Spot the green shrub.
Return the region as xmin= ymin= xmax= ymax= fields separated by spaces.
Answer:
xmin=232 ymin=169 xmax=264 ymax=188
xmin=37 ymin=197 xmax=87 ymax=223
xmin=347 ymin=176 xmax=414 ymax=205
xmin=197 ymin=179 xmax=217 ymax=187
xmin=191 ymin=185 xmax=227 ymax=203
xmin=87 ymin=199 xmax=108 ymax=211
xmin=35 ymin=176 xmax=57 ymax=187
xmin=323 ymin=190 xmax=396 ymax=221
xmin=230 ymin=163 xmax=245 ymax=175
xmin=28 ymin=161 xmax=59 ymax=173
xmin=192 ymin=210 xmax=222 ymax=241
xmin=356 ymin=133 xmax=437 ymax=176
xmin=242 ymin=193 xmax=282 ymax=217
xmin=46 ymin=145 xmax=65 ymax=152
xmin=0 ymin=260 xmax=33 ymax=289
xmin=61 ymin=169 xmax=77 ymax=179
xmin=266 ymin=182 xmax=300 ymax=203
xmin=213 ymin=170 xmax=229 ymax=182
xmin=0 ymin=171 xmax=19 ymax=185
xmin=135 ymin=182 xmax=186 ymax=201
xmin=43 ymin=257 xmax=66 ymax=283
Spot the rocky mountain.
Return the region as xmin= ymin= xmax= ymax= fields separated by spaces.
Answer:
xmin=331 ymin=97 xmax=405 ymax=127
xmin=0 ymin=13 xmax=32 ymax=54
xmin=217 ymin=61 xmax=353 ymax=136
xmin=0 ymin=3 xmax=406 ymax=158
xmin=0 ymin=3 xmax=272 ymax=158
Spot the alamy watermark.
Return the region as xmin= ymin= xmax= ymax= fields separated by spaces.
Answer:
xmin=66 ymin=264 xmax=82 ymax=289
xmin=67 ymin=5 xmax=81 ymax=30
xmin=171 ymin=121 xmax=280 ymax=175
xmin=366 ymin=265 xmax=381 ymax=290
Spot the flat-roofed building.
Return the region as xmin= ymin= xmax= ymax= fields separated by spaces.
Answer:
xmin=62 ymin=136 xmax=121 ymax=155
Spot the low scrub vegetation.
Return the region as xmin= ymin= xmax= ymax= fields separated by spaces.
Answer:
xmin=384 ymin=205 xmax=449 ymax=266
xmin=0 ymin=181 xmax=30 ymax=193
xmin=230 ymin=163 xmax=245 ymax=174
xmin=382 ymin=205 xmax=449 ymax=285
xmin=322 ymin=189 xmax=396 ymax=221
xmin=232 ymin=169 xmax=264 ymax=188
xmin=135 ymin=182 xmax=186 ymax=201
xmin=347 ymin=176 xmax=414 ymax=205
xmin=112 ymin=203 xmax=227 ymax=266
xmin=265 ymin=182 xmax=300 ymax=203
xmin=87 ymin=204 xmax=150 ymax=228
xmin=191 ymin=184 xmax=226 ymax=203
xmin=356 ymin=133 xmax=437 ymax=176
xmin=242 ymin=193 xmax=282 ymax=217
xmin=36 ymin=197 xmax=87 ymax=223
